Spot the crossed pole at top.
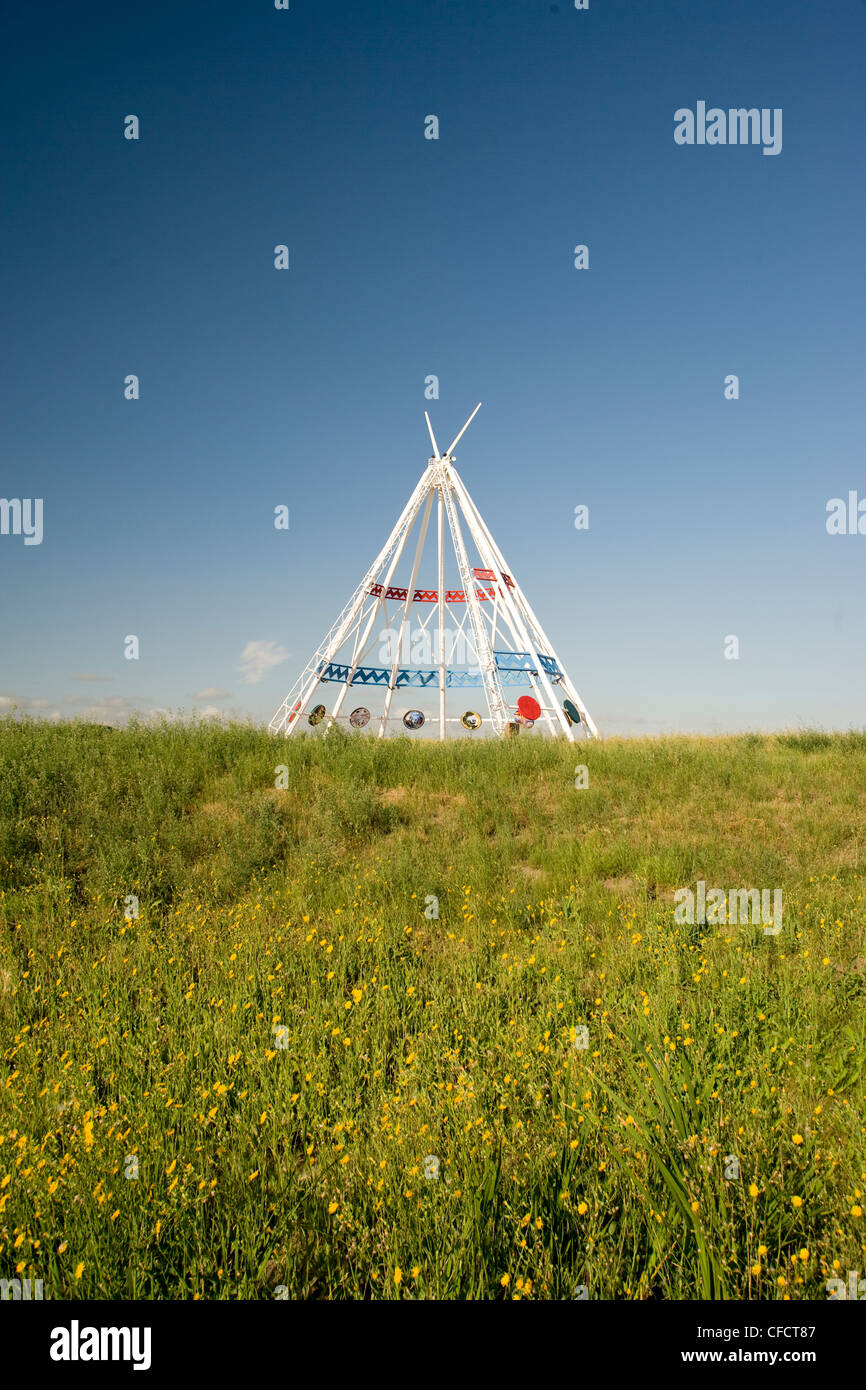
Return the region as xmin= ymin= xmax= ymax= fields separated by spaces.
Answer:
xmin=424 ymin=402 xmax=482 ymax=462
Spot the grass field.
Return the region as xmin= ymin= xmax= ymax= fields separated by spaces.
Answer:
xmin=1 ymin=719 xmax=864 ymax=1300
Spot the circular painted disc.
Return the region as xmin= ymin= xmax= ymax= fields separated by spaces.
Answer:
xmin=563 ymin=699 xmax=581 ymax=725
xmin=461 ymin=710 xmax=482 ymax=731
xmin=308 ymin=704 xmax=326 ymax=726
xmin=349 ymin=707 xmax=370 ymax=728
xmin=516 ymin=695 xmax=541 ymax=721
xmin=403 ymin=709 xmax=425 ymax=730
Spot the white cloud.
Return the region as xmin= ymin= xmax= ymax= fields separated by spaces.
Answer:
xmin=1 ymin=695 xmax=61 ymax=717
xmin=65 ymin=693 xmax=148 ymax=711
xmin=0 ymin=692 xmax=62 ymax=718
xmin=193 ymin=687 xmax=230 ymax=700
xmin=63 ymin=693 xmax=159 ymax=725
xmin=237 ymin=640 xmax=289 ymax=685
xmin=1 ymin=691 xmax=260 ymax=728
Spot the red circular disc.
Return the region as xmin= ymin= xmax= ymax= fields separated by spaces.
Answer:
xmin=516 ymin=695 xmax=541 ymax=721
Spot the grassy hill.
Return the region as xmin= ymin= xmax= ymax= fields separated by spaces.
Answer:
xmin=1 ymin=720 xmax=864 ymax=1299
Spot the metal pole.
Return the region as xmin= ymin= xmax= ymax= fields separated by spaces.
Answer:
xmin=448 ymin=463 xmax=576 ymax=740
xmin=424 ymin=411 xmax=441 ymax=460
xmin=455 ymin=473 xmax=599 ymax=737
xmin=325 ymin=469 xmax=432 ymax=731
xmin=379 ymin=485 xmax=434 ymax=737
xmin=437 ymin=483 xmax=446 ymax=740
xmin=444 ymin=402 xmax=482 ymax=457
xmin=439 ymin=461 xmax=511 ymax=733
xmin=270 ymin=465 xmax=433 ymax=735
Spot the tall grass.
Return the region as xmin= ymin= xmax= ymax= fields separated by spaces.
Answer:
xmin=1 ymin=719 xmax=864 ymax=1298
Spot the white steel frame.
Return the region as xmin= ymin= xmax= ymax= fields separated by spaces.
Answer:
xmin=268 ymin=405 xmax=599 ymax=741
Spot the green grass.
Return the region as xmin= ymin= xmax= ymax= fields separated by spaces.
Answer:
xmin=1 ymin=718 xmax=864 ymax=1299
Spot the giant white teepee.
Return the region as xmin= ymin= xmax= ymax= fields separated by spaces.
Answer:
xmin=269 ymin=405 xmax=599 ymax=741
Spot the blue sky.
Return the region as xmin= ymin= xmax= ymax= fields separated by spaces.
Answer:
xmin=2 ymin=0 xmax=864 ymax=735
